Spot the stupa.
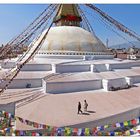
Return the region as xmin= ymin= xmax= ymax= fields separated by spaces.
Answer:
xmin=35 ymin=4 xmax=112 ymax=59
xmin=1 ymin=4 xmax=140 ymax=133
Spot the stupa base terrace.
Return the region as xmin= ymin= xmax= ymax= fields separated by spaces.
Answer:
xmin=1 ymin=58 xmax=140 ymax=93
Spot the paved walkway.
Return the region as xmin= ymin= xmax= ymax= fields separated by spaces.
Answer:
xmin=0 ymin=85 xmax=140 ymax=130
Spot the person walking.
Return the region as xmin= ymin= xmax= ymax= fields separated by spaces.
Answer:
xmin=84 ymin=100 xmax=88 ymax=112
xmin=77 ymin=102 xmax=83 ymax=114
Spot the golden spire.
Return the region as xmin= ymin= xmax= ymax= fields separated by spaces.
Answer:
xmin=54 ymin=4 xmax=82 ymax=26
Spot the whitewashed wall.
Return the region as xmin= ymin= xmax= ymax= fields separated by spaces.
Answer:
xmin=132 ymin=62 xmax=140 ymax=67
xmin=0 ymin=79 xmax=42 ymax=89
xmin=110 ymin=63 xmax=132 ymax=70
xmin=20 ymin=64 xmax=52 ymax=71
xmin=102 ymin=78 xmax=129 ymax=91
xmin=110 ymin=61 xmax=140 ymax=70
xmin=94 ymin=64 xmax=109 ymax=72
xmin=129 ymin=75 xmax=140 ymax=84
xmin=91 ymin=55 xmax=114 ymax=59
xmin=44 ymin=80 xmax=102 ymax=94
xmin=52 ymin=64 xmax=91 ymax=73
xmin=83 ymin=55 xmax=114 ymax=60
xmin=36 ymin=55 xmax=83 ymax=59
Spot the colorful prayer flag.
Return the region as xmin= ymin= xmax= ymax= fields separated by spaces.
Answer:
xmin=104 ymin=125 xmax=109 ymax=129
xmin=120 ymin=122 xmax=124 ymax=127
xmin=125 ymin=130 xmax=131 ymax=136
xmin=131 ymin=119 xmax=137 ymax=125
xmin=135 ymin=118 xmax=139 ymax=124
xmin=64 ymin=127 xmax=72 ymax=136
xmin=123 ymin=121 xmax=128 ymax=126
xmin=85 ymin=128 xmax=90 ymax=136
xmin=110 ymin=131 xmax=115 ymax=136
xmin=72 ymin=128 xmax=78 ymax=136
xmin=57 ymin=128 xmax=62 ymax=136
xmin=81 ymin=128 xmax=85 ymax=136
xmin=115 ymin=123 xmax=121 ymax=128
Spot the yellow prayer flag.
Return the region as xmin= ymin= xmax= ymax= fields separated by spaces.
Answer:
xmin=104 ymin=125 xmax=109 ymax=129
xmin=85 ymin=128 xmax=90 ymax=136
xmin=115 ymin=132 xmax=119 ymax=136
xmin=125 ymin=131 xmax=130 ymax=136
xmin=124 ymin=121 xmax=128 ymax=126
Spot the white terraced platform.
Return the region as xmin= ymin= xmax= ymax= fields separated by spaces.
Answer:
xmin=20 ymin=64 xmax=52 ymax=71
xmin=1 ymin=58 xmax=140 ymax=92
xmin=43 ymin=73 xmax=102 ymax=93
xmin=0 ymin=71 xmax=52 ymax=88
xmin=52 ymin=64 xmax=91 ymax=73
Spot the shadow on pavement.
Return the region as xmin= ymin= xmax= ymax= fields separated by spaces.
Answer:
xmin=87 ymin=110 xmax=96 ymax=113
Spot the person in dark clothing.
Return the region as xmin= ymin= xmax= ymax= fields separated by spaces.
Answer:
xmin=78 ymin=102 xmax=83 ymax=114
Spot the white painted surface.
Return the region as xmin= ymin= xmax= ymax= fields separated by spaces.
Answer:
xmin=111 ymin=61 xmax=140 ymax=70
xmin=83 ymin=55 xmax=113 ymax=60
xmin=38 ymin=26 xmax=108 ymax=53
xmin=102 ymin=79 xmax=109 ymax=91
xmin=111 ymin=63 xmax=132 ymax=69
xmin=36 ymin=54 xmax=83 ymax=59
xmin=44 ymin=80 xmax=102 ymax=93
xmin=52 ymin=64 xmax=57 ymax=73
xmin=94 ymin=64 xmax=108 ymax=72
xmin=20 ymin=64 xmax=52 ymax=71
xmin=90 ymin=64 xmax=97 ymax=72
xmin=102 ymin=78 xmax=131 ymax=91
xmin=42 ymin=79 xmax=46 ymax=93
xmin=125 ymin=77 xmax=133 ymax=86
xmin=92 ymin=55 xmax=114 ymax=59
xmin=132 ymin=62 xmax=140 ymax=67
xmin=0 ymin=79 xmax=42 ymax=89
xmin=53 ymin=64 xmax=91 ymax=73
xmin=105 ymin=64 xmax=112 ymax=71
xmin=10 ymin=79 xmax=42 ymax=88
xmin=91 ymin=64 xmax=112 ymax=73
xmin=129 ymin=75 xmax=140 ymax=84
xmin=109 ymin=78 xmax=127 ymax=89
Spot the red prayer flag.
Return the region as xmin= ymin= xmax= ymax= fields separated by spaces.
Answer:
xmin=131 ymin=119 xmax=137 ymax=125
xmin=32 ymin=132 xmax=36 ymax=136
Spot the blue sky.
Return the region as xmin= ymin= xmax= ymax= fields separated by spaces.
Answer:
xmin=0 ymin=4 xmax=140 ymax=46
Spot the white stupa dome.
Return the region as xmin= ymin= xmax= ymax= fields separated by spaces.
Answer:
xmin=38 ymin=26 xmax=108 ymax=55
